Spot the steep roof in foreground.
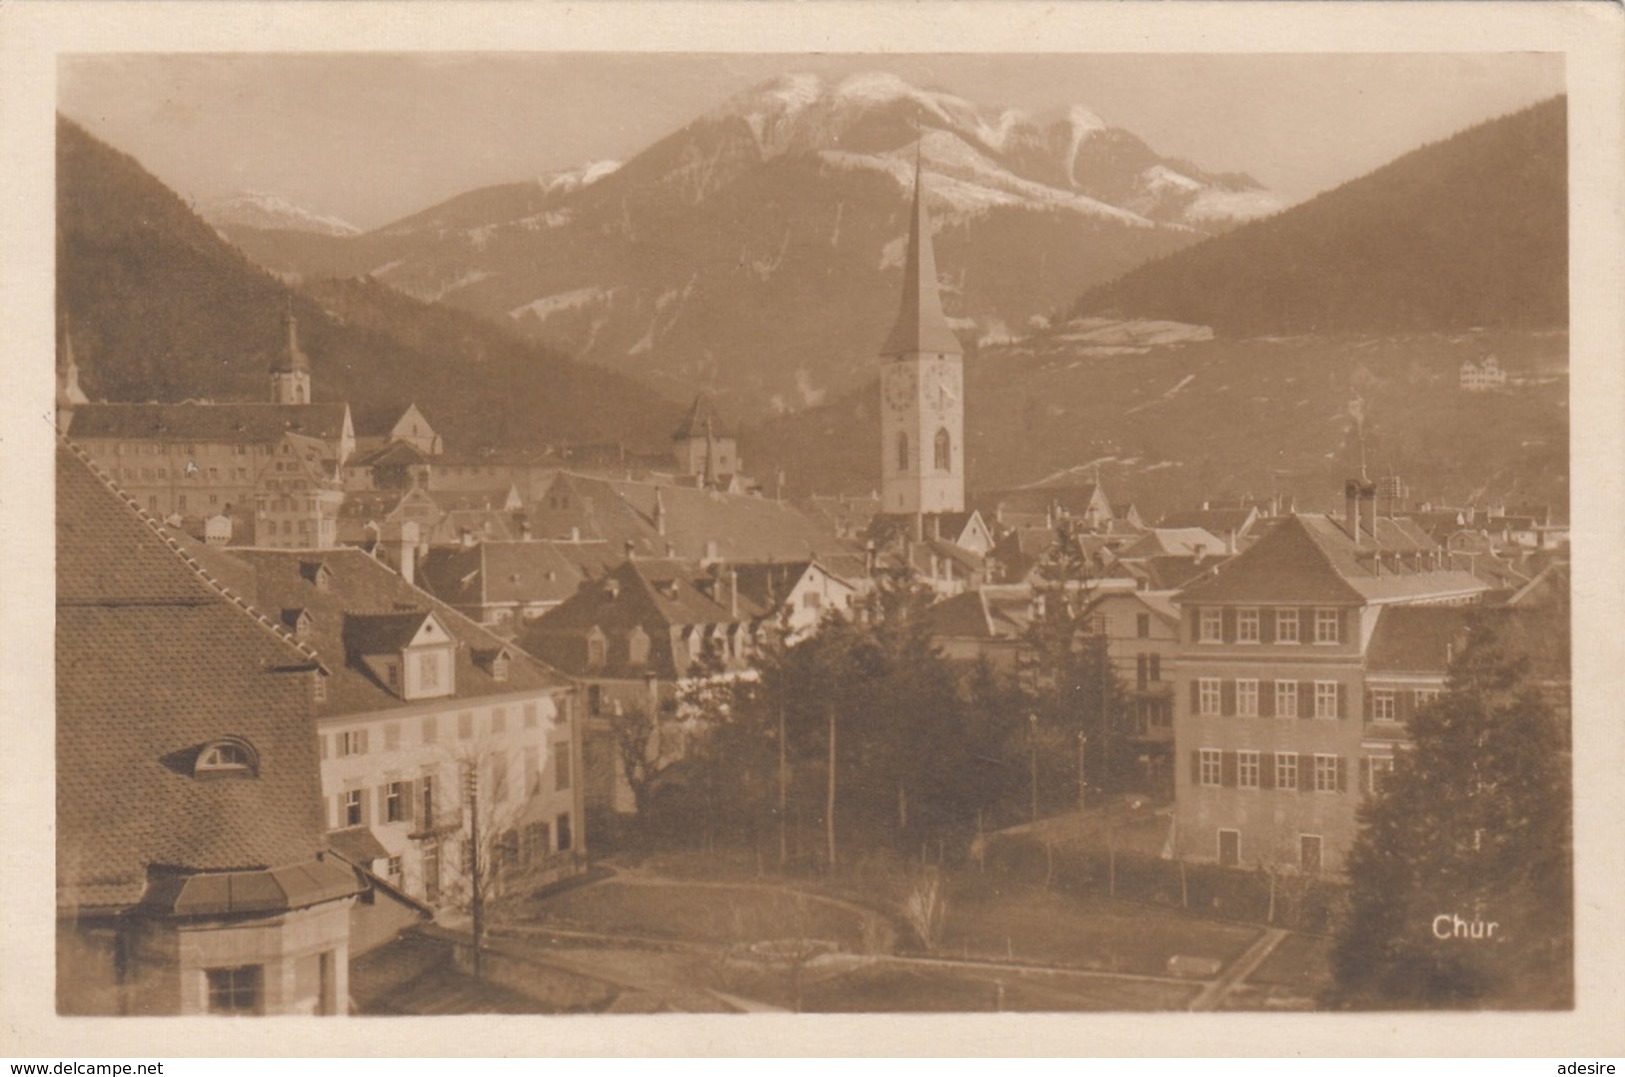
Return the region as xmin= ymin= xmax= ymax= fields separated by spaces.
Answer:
xmin=57 ymin=441 xmax=349 ymax=911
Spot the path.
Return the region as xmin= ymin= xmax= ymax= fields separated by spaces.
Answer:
xmin=1186 ymin=927 xmax=1288 ymax=1011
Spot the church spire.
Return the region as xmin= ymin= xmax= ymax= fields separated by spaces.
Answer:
xmin=270 ymin=298 xmax=312 ymax=404
xmin=881 ymin=142 xmax=961 ymax=358
xmin=57 ymin=316 xmax=88 ymax=412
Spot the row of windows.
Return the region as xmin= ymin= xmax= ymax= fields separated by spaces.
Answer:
xmin=1196 ymin=606 xmax=1343 ymax=645
xmin=1194 ymin=748 xmax=1395 ymax=794
xmin=325 ymin=704 xmax=545 ymax=759
xmin=116 ymin=466 xmax=249 ymax=484
xmin=335 ymin=748 xmax=573 ymax=829
xmin=895 ymin=429 xmax=954 ymax=472
xmin=1214 ymin=829 xmax=1325 ymax=873
xmin=109 ymin=442 xmax=254 ymax=457
xmin=1191 ymin=679 xmax=1441 ymax=721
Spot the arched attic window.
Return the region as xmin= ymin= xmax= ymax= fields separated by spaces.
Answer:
xmin=934 ymin=427 xmax=951 ymax=471
xmin=195 ymin=737 xmax=259 ymax=779
xmin=896 ymin=432 xmax=909 ymax=472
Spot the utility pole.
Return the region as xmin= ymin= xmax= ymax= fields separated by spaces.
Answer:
xmin=1078 ymin=732 xmax=1088 ymax=813
xmin=463 ymin=762 xmax=484 ymax=980
xmin=826 ymin=701 xmax=838 ymax=870
xmin=778 ymin=701 xmax=788 ymax=870
xmin=1028 ymin=713 xmax=1039 ymax=826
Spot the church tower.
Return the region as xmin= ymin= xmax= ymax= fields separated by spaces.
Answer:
xmin=57 ymin=319 xmax=89 ymax=420
xmin=879 ymin=149 xmax=963 ymax=518
xmin=270 ymin=305 xmax=312 ymax=405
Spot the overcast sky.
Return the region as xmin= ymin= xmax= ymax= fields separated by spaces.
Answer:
xmin=59 ymin=52 xmax=1564 ymax=231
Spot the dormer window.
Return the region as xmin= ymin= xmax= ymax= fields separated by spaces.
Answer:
xmin=492 ymin=653 xmax=510 ymax=682
xmin=195 ymin=738 xmax=258 ymax=778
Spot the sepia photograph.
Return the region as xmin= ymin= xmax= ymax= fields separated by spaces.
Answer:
xmin=5 ymin=0 xmax=1624 ymax=1060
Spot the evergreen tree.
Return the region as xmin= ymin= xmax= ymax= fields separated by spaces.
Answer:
xmin=1332 ymin=614 xmax=1572 ymax=1008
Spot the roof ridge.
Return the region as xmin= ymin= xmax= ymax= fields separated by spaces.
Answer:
xmin=59 ymin=433 xmax=329 ymax=672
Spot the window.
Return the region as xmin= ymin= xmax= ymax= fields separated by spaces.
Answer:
xmin=492 ymin=654 xmax=510 ymax=682
xmin=1198 ymin=678 xmax=1221 ymax=716
xmin=1148 ymin=653 xmax=1161 ymax=682
xmin=524 ymin=703 xmax=539 ymax=729
xmin=386 ymin=856 xmax=403 ymax=883
xmin=458 ymin=712 xmax=474 ymax=740
xmin=555 ymin=743 xmax=572 ymax=792
xmin=896 ymin=431 xmax=909 ymax=472
xmin=490 ymin=755 xmax=509 ymax=804
xmin=1315 ymin=682 xmax=1339 ymax=719
xmin=177 ymin=494 xmax=187 ymax=511
xmin=421 ymin=774 xmax=435 ymax=828
xmin=419 ymin=652 xmax=441 ymax=691
xmin=802 ymin=591 xmax=822 ymax=610
xmin=1300 ymin=835 xmax=1323 ymax=874
xmin=313 ymin=673 xmax=327 ymax=705
xmin=1275 ymin=681 xmax=1298 ymax=719
xmin=1236 ymin=679 xmax=1259 ymax=717
xmin=384 ymin=723 xmax=401 ymax=752
xmin=336 ymin=729 xmax=368 ymax=757
xmin=1367 ymin=755 xmax=1395 ymax=794
xmin=385 ymin=781 xmax=406 ymax=823
xmin=421 ymin=716 xmax=438 ymax=744
xmin=556 ymin=813 xmax=573 ymax=851
xmin=933 ymin=427 xmax=951 ymax=471
xmin=1370 ymin=689 xmax=1396 ymax=722
xmin=422 ymin=845 xmax=440 ymax=904
xmin=1198 ymin=608 xmax=1223 ymax=643
xmin=1275 ymin=608 xmax=1300 ymax=644
xmin=1217 ymin=829 xmax=1240 ymax=868
xmin=343 ymin=789 xmax=363 ymax=827
xmin=385 ymin=662 xmax=399 ymax=689
xmin=1199 ymin=748 xmax=1222 ymax=787
xmin=206 ymin=966 xmax=263 ymax=1015
xmin=1415 ymin=688 xmax=1441 ymax=709
xmin=526 ymin=822 xmax=551 ymax=863
xmin=1238 ymin=750 xmax=1260 ymax=789
xmin=587 ymin=636 xmax=606 ymax=668
xmin=1315 ymin=608 xmax=1341 ymax=644
xmin=1313 ymin=754 xmax=1340 ymax=792
xmin=1236 ymin=608 xmax=1260 ymax=643
xmin=587 ymin=686 xmax=602 ymax=717
xmin=1136 ymin=654 xmax=1150 ymax=690
xmin=1136 ymin=613 xmax=1151 ymax=639
xmin=1275 ymin=753 xmax=1298 ymax=790
xmin=195 ymin=739 xmax=257 ymax=777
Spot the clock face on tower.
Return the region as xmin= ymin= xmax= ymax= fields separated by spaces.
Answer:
xmin=884 ymin=364 xmax=917 ymax=413
xmin=926 ymin=364 xmax=961 ymax=415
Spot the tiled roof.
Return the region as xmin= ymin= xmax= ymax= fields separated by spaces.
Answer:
xmin=1115 ymin=527 xmax=1227 ymax=560
xmin=530 ymin=472 xmax=854 ymax=564
xmin=1177 ymin=514 xmax=1487 ymax=606
xmin=1157 ymin=507 xmax=1259 ymax=535
xmin=67 ymin=402 xmax=350 ymax=445
xmin=57 ymin=441 xmax=345 ymax=911
xmin=344 ymin=611 xmax=433 ymax=655
xmin=730 ymin=560 xmax=814 ymax=611
xmin=349 ymin=441 xmax=429 ymax=469
xmin=522 ymin=559 xmax=768 ymax=679
xmin=428 ymin=486 xmax=519 ymax=512
xmin=418 ymin=541 xmax=588 ymax=609
xmin=429 ymin=508 xmax=517 ymax=545
xmin=188 ymin=546 xmax=571 ymax=717
xmin=1365 ymin=606 xmax=1473 ymax=675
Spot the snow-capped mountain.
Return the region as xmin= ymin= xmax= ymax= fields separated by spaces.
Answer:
xmin=216 ymin=72 xmax=1282 ymax=419
xmin=201 ymin=190 xmax=360 ymax=237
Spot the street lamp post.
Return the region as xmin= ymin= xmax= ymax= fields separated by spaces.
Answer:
xmin=1028 ymin=714 xmax=1039 ymax=826
xmin=1078 ymin=732 xmax=1088 ymax=812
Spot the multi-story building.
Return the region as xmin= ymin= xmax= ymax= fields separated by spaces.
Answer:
xmin=1084 ymin=589 xmax=1182 ymax=794
xmin=1170 ymin=482 xmax=1487 ymax=874
xmin=57 ymin=441 xmax=362 ymax=1016
xmin=194 ymin=546 xmax=586 ymax=908
xmin=254 ymin=431 xmax=344 ymax=549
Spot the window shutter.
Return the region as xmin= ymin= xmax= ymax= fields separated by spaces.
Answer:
xmin=318 ymin=734 xmax=328 ymax=760
xmin=1220 ymin=680 xmax=1236 ymax=716
xmin=1189 ymin=608 xmax=1201 ymax=643
xmin=358 ymin=728 xmax=369 ymax=754
xmin=1260 ymin=681 xmax=1275 ymax=717
xmin=1363 ymin=687 xmax=1374 ymax=722
xmin=1336 ymin=756 xmax=1347 ymax=792
xmin=1299 ymin=607 xmax=1314 ymax=643
xmin=377 ymin=785 xmax=389 ymax=824
xmin=1300 ymin=681 xmax=1315 ymax=719
xmin=1339 ymin=608 xmax=1350 ymax=644
xmin=1221 ymin=750 xmax=1237 ymax=788
xmin=359 ymin=789 xmax=371 ymax=826
xmin=1189 ymin=749 xmax=1201 ymax=785
xmin=1261 ymin=610 xmax=1275 ymax=644
xmin=1360 ymin=757 xmax=1371 ymax=795
xmin=1260 ymin=755 xmax=1275 ymax=790
xmin=1189 ymin=680 xmax=1199 ymax=714
xmin=1222 ymin=608 xmax=1236 ymax=643
xmin=1337 ymin=682 xmax=1348 ymax=719
xmin=1299 ymin=753 xmax=1314 ymax=792
xmin=403 ymin=780 xmax=416 ymax=822
xmin=1399 ymin=690 xmax=1415 ymax=724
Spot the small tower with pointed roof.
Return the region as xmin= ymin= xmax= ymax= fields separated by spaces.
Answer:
xmin=879 ymin=146 xmax=964 ymax=518
xmin=671 ymin=391 xmax=740 ymax=489
xmin=57 ymin=318 xmax=89 ymax=419
xmin=270 ymin=302 xmax=312 ymax=405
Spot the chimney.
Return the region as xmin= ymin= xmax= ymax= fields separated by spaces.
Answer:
xmin=864 ymin=539 xmax=877 ymax=578
xmin=1344 ymin=479 xmax=1360 ymax=541
xmin=518 ymin=515 xmax=533 ymax=541
xmin=386 ymin=520 xmax=418 ymax=587
xmin=653 ymin=488 xmax=666 ymax=535
xmin=1360 ymin=481 xmax=1377 ymax=542
xmin=460 ymin=528 xmax=476 ymax=549
xmin=624 ymin=539 xmax=636 ymax=562
xmin=570 ymin=525 xmax=581 ymax=542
